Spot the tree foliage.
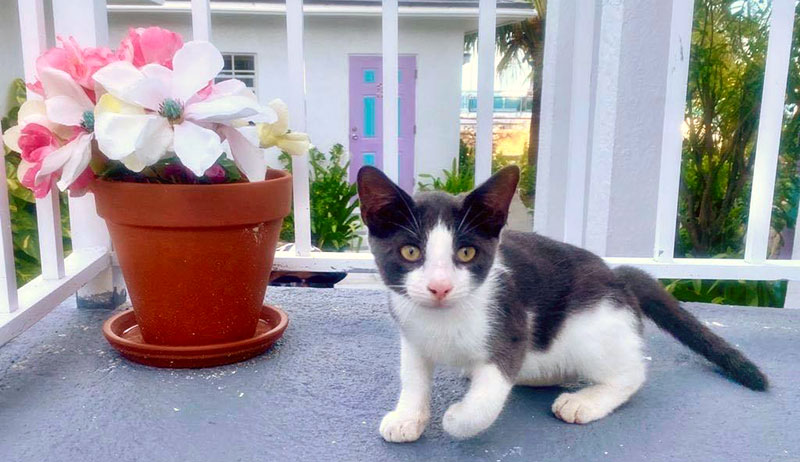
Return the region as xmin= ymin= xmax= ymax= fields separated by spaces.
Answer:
xmin=678 ymin=0 xmax=800 ymax=257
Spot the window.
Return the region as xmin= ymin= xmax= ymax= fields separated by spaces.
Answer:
xmin=216 ymin=53 xmax=256 ymax=94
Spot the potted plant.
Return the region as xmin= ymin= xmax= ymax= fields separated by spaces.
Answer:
xmin=3 ymin=28 xmax=310 ymax=367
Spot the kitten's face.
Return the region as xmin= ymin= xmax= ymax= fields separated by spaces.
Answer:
xmin=357 ymin=166 xmax=519 ymax=309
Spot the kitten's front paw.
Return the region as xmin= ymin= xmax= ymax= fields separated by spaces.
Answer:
xmin=380 ymin=410 xmax=428 ymax=443
xmin=443 ymin=402 xmax=492 ymax=439
xmin=552 ymin=392 xmax=608 ymax=424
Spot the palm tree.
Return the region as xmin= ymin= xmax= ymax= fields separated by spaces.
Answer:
xmin=465 ymin=0 xmax=546 ymax=175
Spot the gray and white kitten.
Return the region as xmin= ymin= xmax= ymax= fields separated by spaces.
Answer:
xmin=357 ymin=165 xmax=767 ymax=442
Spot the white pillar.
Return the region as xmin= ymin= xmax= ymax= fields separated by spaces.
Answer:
xmin=584 ymin=0 xmax=625 ymax=256
xmin=562 ymin=0 xmax=596 ymax=247
xmin=533 ymin=0 xmax=571 ymax=240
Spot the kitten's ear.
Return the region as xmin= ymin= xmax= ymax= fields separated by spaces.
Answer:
xmin=460 ymin=166 xmax=520 ymax=237
xmin=357 ymin=166 xmax=416 ymax=238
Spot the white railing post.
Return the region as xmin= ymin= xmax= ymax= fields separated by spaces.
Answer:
xmin=652 ymin=0 xmax=694 ymax=262
xmin=19 ymin=0 xmax=66 ymax=281
xmin=585 ymin=0 xmax=625 ymax=256
xmin=0 ymin=131 xmax=19 ymax=313
xmin=382 ymin=0 xmax=400 ymax=184
xmin=52 ymin=0 xmax=123 ymax=308
xmin=191 ymin=0 xmax=212 ymax=41
xmin=785 ymin=223 xmax=800 ymax=308
xmin=286 ymin=0 xmax=312 ymax=256
xmin=474 ymin=0 xmax=496 ymax=184
xmin=743 ymin=0 xmax=796 ymax=264
xmin=562 ymin=0 xmax=596 ymax=247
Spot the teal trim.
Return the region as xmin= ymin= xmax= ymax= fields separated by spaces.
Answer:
xmin=398 ymin=97 xmax=402 ymax=133
xmin=363 ymin=152 xmax=376 ymax=166
xmin=364 ymin=69 xmax=376 ymax=83
xmin=364 ymin=96 xmax=376 ymax=138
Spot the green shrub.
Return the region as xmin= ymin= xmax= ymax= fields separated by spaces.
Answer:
xmin=663 ymin=279 xmax=786 ymax=308
xmin=417 ymin=139 xmax=475 ymax=194
xmin=3 ymin=79 xmax=72 ymax=286
xmin=278 ymin=144 xmax=361 ymax=251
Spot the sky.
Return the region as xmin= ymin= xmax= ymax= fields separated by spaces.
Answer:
xmin=461 ymin=49 xmax=532 ymax=95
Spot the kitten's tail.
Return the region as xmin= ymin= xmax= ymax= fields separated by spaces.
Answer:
xmin=614 ymin=266 xmax=768 ymax=391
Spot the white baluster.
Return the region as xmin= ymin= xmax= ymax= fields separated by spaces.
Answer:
xmin=286 ymin=0 xmax=312 ymax=256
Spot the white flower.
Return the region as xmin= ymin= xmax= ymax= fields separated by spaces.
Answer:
xmin=92 ymin=41 xmax=275 ymax=178
xmin=2 ymin=98 xmax=71 ymax=153
xmin=36 ymin=67 xmax=96 ymax=190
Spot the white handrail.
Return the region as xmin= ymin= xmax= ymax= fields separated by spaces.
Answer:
xmin=5 ymin=0 xmax=800 ymax=348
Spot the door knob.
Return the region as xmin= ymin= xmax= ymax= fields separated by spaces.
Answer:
xmin=351 ymin=134 xmax=359 ymax=140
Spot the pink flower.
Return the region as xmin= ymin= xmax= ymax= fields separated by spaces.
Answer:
xmin=164 ymin=163 xmax=196 ymax=182
xmin=67 ymin=167 xmax=95 ymax=197
xmin=20 ymin=162 xmax=56 ymax=199
xmin=26 ymin=81 xmax=44 ymax=97
xmin=36 ymin=36 xmax=117 ymax=101
xmin=204 ymin=164 xmax=227 ymax=183
xmin=117 ymin=27 xmax=184 ymax=69
xmin=18 ymin=123 xmax=59 ymax=163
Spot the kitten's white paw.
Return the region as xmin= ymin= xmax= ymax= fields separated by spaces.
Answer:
xmin=552 ymin=392 xmax=609 ymax=424
xmin=442 ymin=402 xmax=492 ymax=439
xmin=380 ymin=410 xmax=428 ymax=443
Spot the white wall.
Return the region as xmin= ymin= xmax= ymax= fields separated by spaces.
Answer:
xmin=107 ymin=13 xmax=467 ymax=179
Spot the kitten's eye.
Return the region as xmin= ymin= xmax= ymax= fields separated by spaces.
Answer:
xmin=456 ymin=246 xmax=477 ymax=263
xmin=400 ymin=245 xmax=422 ymax=262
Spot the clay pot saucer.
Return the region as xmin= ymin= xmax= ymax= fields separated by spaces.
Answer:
xmin=103 ymin=305 xmax=288 ymax=368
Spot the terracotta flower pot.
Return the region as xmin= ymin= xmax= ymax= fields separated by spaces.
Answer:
xmin=92 ymin=170 xmax=292 ymax=347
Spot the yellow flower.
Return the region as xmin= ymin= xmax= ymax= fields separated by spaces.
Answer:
xmin=257 ymin=99 xmax=310 ymax=156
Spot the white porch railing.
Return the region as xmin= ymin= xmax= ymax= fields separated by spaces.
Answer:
xmin=1 ymin=0 xmax=799 ymax=348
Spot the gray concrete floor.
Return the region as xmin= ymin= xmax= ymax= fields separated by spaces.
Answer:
xmin=0 ymin=287 xmax=798 ymax=462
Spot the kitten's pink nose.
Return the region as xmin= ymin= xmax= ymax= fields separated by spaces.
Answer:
xmin=427 ymin=280 xmax=453 ymax=301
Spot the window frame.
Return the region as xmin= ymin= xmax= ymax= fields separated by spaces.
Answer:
xmin=216 ymin=52 xmax=257 ymax=95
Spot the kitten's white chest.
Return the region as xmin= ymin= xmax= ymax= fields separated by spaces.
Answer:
xmin=390 ymin=293 xmax=492 ymax=367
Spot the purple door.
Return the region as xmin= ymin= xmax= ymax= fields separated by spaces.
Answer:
xmin=349 ymin=55 xmax=416 ymax=192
